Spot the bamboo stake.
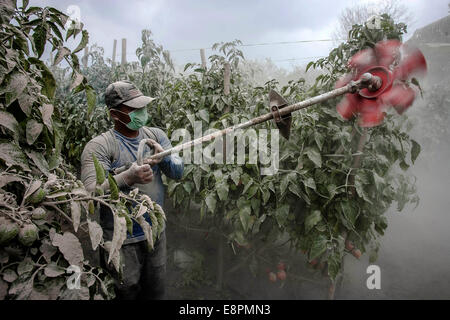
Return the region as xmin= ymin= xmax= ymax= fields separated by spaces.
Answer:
xmin=216 ymin=232 xmax=224 ymax=290
xmin=82 ymin=46 xmax=89 ymax=68
xmin=121 ymin=38 xmax=127 ymax=65
xmin=223 ymin=62 xmax=231 ymax=162
xmin=112 ymin=39 xmax=117 ymax=66
xmin=223 ymin=62 xmax=230 ymax=96
xmin=200 ymin=48 xmax=207 ymax=69
xmin=328 ymin=128 xmax=368 ymax=300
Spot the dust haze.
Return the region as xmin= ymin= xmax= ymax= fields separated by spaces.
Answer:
xmin=165 ymin=16 xmax=450 ymax=300
xmin=340 ymin=21 xmax=450 ymax=299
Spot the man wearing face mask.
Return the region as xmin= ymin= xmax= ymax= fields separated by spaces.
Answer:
xmin=80 ymin=80 xmax=184 ymax=300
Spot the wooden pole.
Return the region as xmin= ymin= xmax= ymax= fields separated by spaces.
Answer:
xmin=112 ymin=39 xmax=117 ymax=66
xmin=200 ymin=48 xmax=207 ymax=69
xmin=82 ymin=46 xmax=89 ymax=68
xmin=216 ymin=233 xmax=224 ymax=290
xmin=121 ymin=38 xmax=127 ymax=65
xmin=223 ymin=62 xmax=231 ymax=162
xmin=223 ymin=62 xmax=230 ymax=96
xmin=328 ymin=128 xmax=368 ymax=300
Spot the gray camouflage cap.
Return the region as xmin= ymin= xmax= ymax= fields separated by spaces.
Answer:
xmin=105 ymin=80 xmax=155 ymax=109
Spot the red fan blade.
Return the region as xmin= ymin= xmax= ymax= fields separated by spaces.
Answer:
xmin=380 ymin=84 xmax=416 ymax=114
xmin=336 ymin=93 xmax=360 ymax=120
xmin=359 ymin=110 xmax=385 ymax=127
xmin=393 ymin=47 xmax=427 ymax=81
xmin=358 ymin=98 xmax=385 ymax=127
xmin=374 ymin=40 xmax=401 ymax=68
xmin=348 ymin=48 xmax=376 ymax=72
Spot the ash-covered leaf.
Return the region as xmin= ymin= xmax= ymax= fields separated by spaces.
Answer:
xmin=8 ymin=274 xmax=33 ymax=300
xmin=0 ymin=0 xmax=15 ymax=24
xmin=41 ymin=68 xmax=56 ymax=99
xmin=154 ymin=203 xmax=166 ymax=221
xmin=26 ymin=119 xmax=43 ymax=145
xmin=4 ymin=72 xmax=28 ymax=106
xmin=87 ymin=218 xmax=102 ymax=251
xmin=103 ymin=241 xmax=121 ymax=274
xmin=52 ymin=232 xmax=84 ymax=267
xmin=93 ymin=293 xmax=104 ymax=300
xmin=0 ymin=110 xmax=20 ymax=142
xmin=155 ymin=209 xmax=165 ymax=237
xmin=205 ymin=193 xmax=216 ymax=213
xmin=59 ymin=286 xmax=90 ymax=300
xmin=327 ymin=254 xmax=341 ymax=280
xmin=148 ymin=210 xmax=158 ymax=230
xmin=72 ymin=29 xmax=89 ymax=54
xmin=29 ymin=288 xmax=50 ymax=300
xmin=23 ymin=180 xmax=42 ymax=203
xmin=108 ymin=214 xmax=127 ymax=266
xmin=230 ymin=170 xmax=240 ymax=186
xmin=39 ymin=239 xmax=57 ymax=263
xmin=92 ymin=153 xmax=105 ymax=185
xmin=25 ymin=150 xmax=50 ymax=176
xmin=369 ymin=249 xmax=378 ymax=263
xmin=45 ymin=191 xmax=68 ymax=199
xmin=70 ymin=200 xmax=81 ymax=232
xmin=85 ymin=86 xmax=96 ymax=117
xmin=0 ymin=174 xmax=24 ymax=188
xmin=44 ymin=262 xmax=65 ymax=278
xmin=304 ymin=147 xmax=322 ymax=168
xmin=39 ymin=103 xmax=54 ymax=132
xmin=239 ymin=205 xmax=252 ymax=233
xmin=41 ymin=277 xmax=65 ymax=300
xmin=32 ymin=23 xmax=47 ymax=58
xmin=86 ymin=273 xmax=96 ymax=287
xmin=107 ymin=173 xmax=118 ymax=200
xmin=275 ymin=204 xmax=290 ymax=228
xmin=198 ymin=109 xmax=209 ymax=123
xmin=0 ymin=142 xmax=30 ymax=171
xmin=411 ymin=139 xmax=420 ymax=164
xmin=70 ymin=188 xmax=89 ymax=196
xmin=280 ymin=173 xmax=290 ymax=196
xmin=304 ymin=177 xmax=316 ymax=191
xmin=53 ymin=46 xmax=71 ymax=66
xmin=17 ymin=92 xmax=34 ymax=116
xmin=216 ymin=181 xmax=229 ymax=201
xmin=372 ymin=171 xmax=384 ymax=191
xmin=2 ymin=268 xmax=18 ymax=283
xmin=193 ymin=169 xmax=202 ymax=191
xmin=309 ymin=235 xmax=328 ymax=261
xmin=70 ymin=72 xmax=84 ymax=91
xmin=0 ymin=278 xmax=7 ymax=299
xmin=305 ymin=210 xmax=322 ymax=233
xmin=136 ymin=204 xmax=147 ymax=218
xmin=137 ymin=215 xmax=154 ymax=251
xmin=141 ymin=194 xmax=154 ymax=211
xmin=17 ymin=259 xmax=34 ymax=276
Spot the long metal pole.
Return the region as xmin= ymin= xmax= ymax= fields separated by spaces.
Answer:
xmin=114 ymin=74 xmax=376 ymax=174
xmin=151 ymin=82 xmax=357 ymax=159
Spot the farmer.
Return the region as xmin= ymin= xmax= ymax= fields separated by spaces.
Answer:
xmin=80 ymin=80 xmax=184 ymax=300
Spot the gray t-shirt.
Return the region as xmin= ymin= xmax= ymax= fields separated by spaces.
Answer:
xmin=81 ymin=126 xmax=184 ymax=244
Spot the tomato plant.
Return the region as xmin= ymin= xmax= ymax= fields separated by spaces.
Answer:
xmin=0 ymin=1 xmax=165 ymax=300
xmin=0 ymin=0 xmax=423 ymax=299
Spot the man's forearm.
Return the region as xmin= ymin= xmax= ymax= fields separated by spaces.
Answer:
xmin=159 ymin=155 xmax=184 ymax=180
